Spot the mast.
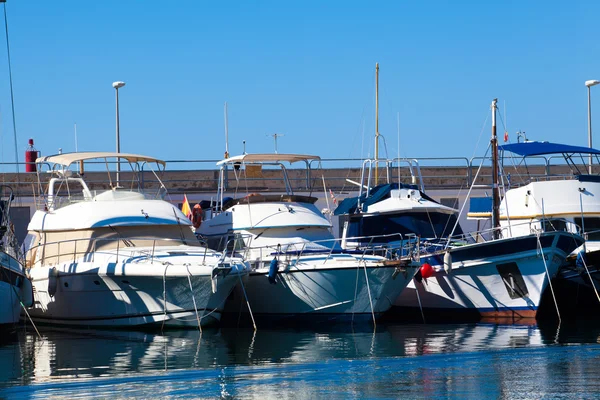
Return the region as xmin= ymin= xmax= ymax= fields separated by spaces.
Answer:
xmin=3 ymin=1 xmax=19 ymax=173
xmin=491 ymin=98 xmax=501 ymax=239
xmin=374 ymin=62 xmax=379 ymax=185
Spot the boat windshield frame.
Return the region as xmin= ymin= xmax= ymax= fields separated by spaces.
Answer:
xmin=34 ymin=152 xmax=168 ymax=211
xmin=215 ymin=153 xmax=321 ymax=211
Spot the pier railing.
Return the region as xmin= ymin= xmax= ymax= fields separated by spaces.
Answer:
xmin=1 ymin=156 xmax=597 ymax=198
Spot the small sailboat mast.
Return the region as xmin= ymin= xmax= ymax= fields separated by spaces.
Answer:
xmin=491 ymin=98 xmax=501 ymax=239
xmin=374 ymin=63 xmax=380 ymax=185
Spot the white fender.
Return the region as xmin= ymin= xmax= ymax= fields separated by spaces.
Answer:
xmin=443 ymin=251 xmax=452 ymax=274
xmin=48 ymin=267 xmax=58 ymax=297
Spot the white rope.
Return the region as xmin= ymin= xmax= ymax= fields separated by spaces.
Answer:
xmin=362 ymin=261 xmax=376 ymax=328
xmin=161 ymin=264 xmax=169 ymax=332
xmin=236 ymin=267 xmax=256 ymax=330
xmin=415 ymin=281 xmax=426 ymax=324
xmin=537 ymin=233 xmax=560 ymax=323
xmin=4 ymin=268 xmax=42 ymax=339
xmin=186 ymin=265 xmax=202 ymax=332
xmin=351 ymin=261 xmax=360 ymax=325
xmin=577 ymin=249 xmax=600 ymax=304
xmin=446 ymin=142 xmax=492 ymax=247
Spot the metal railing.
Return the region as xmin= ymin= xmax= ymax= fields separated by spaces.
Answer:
xmin=26 ymin=236 xmax=225 ymax=268
xmin=416 ymin=217 xmax=583 ymax=254
xmin=215 ymin=232 xmax=421 ymax=272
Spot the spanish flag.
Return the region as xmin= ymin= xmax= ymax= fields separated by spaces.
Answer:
xmin=181 ymin=194 xmax=192 ymax=221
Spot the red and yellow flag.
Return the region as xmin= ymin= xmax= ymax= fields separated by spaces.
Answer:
xmin=181 ymin=194 xmax=192 ymax=220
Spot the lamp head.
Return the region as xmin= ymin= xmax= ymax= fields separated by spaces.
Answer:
xmin=585 ymin=80 xmax=600 ymax=88
xmin=112 ymin=81 xmax=126 ymax=89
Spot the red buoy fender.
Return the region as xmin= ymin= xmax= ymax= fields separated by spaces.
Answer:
xmin=420 ymin=263 xmax=434 ymax=279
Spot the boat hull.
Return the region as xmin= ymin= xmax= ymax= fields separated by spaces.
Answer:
xmin=0 ymin=281 xmax=21 ymax=327
xmin=0 ymin=253 xmax=26 ymax=328
xmin=536 ymin=248 xmax=600 ymax=317
xmin=225 ymin=254 xmax=418 ymax=324
xmin=392 ymin=232 xmax=582 ymax=321
xmin=28 ymin=256 xmax=246 ymax=328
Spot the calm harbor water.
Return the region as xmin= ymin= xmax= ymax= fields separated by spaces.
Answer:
xmin=1 ymin=320 xmax=600 ymax=399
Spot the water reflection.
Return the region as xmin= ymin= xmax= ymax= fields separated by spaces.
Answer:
xmin=2 ymin=320 xmax=597 ymax=388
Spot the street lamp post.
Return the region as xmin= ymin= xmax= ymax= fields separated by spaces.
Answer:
xmin=586 ymin=80 xmax=600 ymax=174
xmin=112 ymin=81 xmax=126 ymax=186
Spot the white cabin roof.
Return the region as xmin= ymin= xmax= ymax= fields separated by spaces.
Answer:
xmin=37 ymin=152 xmax=166 ymax=168
xmin=217 ymin=153 xmax=320 ymax=166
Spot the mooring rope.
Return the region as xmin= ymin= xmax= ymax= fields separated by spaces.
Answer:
xmin=574 ymin=245 xmax=600 ymax=304
xmin=161 ymin=264 xmax=169 ymax=332
xmin=185 ymin=265 xmax=202 ymax=332
xmin=537 ymin=233 xmax=560 ymax=323
xmin=236 ymin=266 xmax=256 ymax=331
xmin=351 ymin=260 xmax=360 ymax=325
xmin=362 ymin=261 xmax=376 ymax=328
xmin=415 ymin=282 xmax=426 ymax=324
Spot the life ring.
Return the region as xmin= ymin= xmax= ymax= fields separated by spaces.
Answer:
xmin=192 ymin=204 xmax=202 ymax=229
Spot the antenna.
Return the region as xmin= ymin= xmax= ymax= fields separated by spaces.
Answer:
xmin=74 ymin=122 xmax=78 ymax=152
xmin=267 ymin=133 xmax=284 ymax=153
xmin=224 ymin=102 xmax=229 ymax=159
xmin=243 ymin=140 xmax=246 ymax=154
xmin=397 ymin=111 xmax=400 ymax=182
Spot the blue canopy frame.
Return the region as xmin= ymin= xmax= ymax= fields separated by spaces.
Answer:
xmin=499 ymin=141 xmax=600 ymax=157
xmin=499 ymin=141 xmax=600 ymax=176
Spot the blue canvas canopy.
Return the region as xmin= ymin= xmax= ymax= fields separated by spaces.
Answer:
xmin=499 ymin=141 xmax=600 ymax=157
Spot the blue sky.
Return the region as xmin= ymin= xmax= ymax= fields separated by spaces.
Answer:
xmin=0 ymin=1 xmax=599 ymax=170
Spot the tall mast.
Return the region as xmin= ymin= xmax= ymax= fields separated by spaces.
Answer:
xmin=374 ymin=63 xmax=380 ymax=185
xmin=3 ymin=2 xmax=19 ymax=173
xmin=491 ymin=98 xmax=501 ymax=239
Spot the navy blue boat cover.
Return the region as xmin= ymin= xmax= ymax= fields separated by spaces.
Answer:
xmin=333 ymin=182 xmax=420 ymax=215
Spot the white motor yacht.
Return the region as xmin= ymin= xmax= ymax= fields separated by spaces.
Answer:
xmin=24 ymin=152 xmax=247 ymax=328
xmin=196 ymin=153 xmax=418 ymax=323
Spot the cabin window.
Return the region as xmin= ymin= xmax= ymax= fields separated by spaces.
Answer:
xmin=496 ymin=262 xmax=528 ymax=299
xmin=574 ymin=217 xmax=600 ymax=241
